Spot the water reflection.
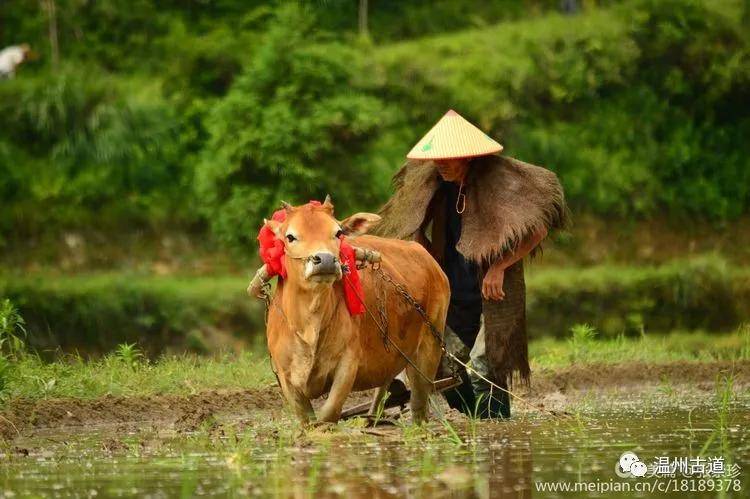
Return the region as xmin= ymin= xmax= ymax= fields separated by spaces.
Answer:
xmin=1 ymin=406 xmax=747 ymax=498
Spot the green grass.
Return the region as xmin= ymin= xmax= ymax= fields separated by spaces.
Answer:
xmin=530 ymin=325 xmax=750 ymax=369
xmin=1 ymin=326 xmax=746 ymax=403
xmin=1 ymin=349 xmax=274 ymax=401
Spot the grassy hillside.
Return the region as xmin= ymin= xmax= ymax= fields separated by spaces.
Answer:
xmin=375 ymin=0 xmax=750 ymax=219
xmin=0 ymin=0 xmax=748 ymax=254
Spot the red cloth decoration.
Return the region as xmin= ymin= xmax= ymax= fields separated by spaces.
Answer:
xmin=257 ymin=201 xmax=364 ymax=316
xmin=339 ymin=237 xmax=365 ymax=315
xmin=257 ymin=208 xmax=288 ymax=279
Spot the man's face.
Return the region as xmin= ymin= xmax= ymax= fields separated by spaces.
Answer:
xmin=435 ymin=159 xmax=468 ymax=182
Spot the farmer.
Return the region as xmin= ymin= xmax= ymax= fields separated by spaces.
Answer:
xmin=374 ymin=110 xmax=566 ymax=418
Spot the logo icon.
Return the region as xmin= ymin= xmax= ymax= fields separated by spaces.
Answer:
xmin=616 ymin=451 xmax=647 ymax=478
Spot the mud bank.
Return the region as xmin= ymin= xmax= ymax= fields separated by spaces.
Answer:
xmin=2 ymin=360 xmax=747 ymax=440
xmin=0 ymin=386 xmax=283 ymax=440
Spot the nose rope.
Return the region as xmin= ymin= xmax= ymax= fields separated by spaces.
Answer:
xmin=285 ymin=253 xmax=341 ymax=264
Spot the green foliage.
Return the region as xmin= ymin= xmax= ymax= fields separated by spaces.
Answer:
xmin=1 ymin=257 xmax=748 ymax=354
xmin=377 ymin=0 xmax=750 ymax=219
xmin=306 ymin=0 xmax=565 ymax=41
xmin=741 ymin=324 xmax=750 ymax=360
xmin=113 ymin=342 xmax=144 ymax=369
xmin=0 ymin=299 xmax=26 ymax=357
xmin=0 ymin=66 xmax=190 ymax=236
xmin=0 ymin=355 xmax=8 ymax=398
xmin=1 ymin=327 xmax=745 ymax=402
xmin=195 ymin=4 xmax=395 ymax=248
xmin=0 ymin=298 xmax=25 ymax=398
xmin=568 ymin=324 xmax=598 ymax=362
xmin=1 ymin=0 xmax=749 ymax=248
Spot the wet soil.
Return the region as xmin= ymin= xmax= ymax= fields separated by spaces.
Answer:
xmin=0 ymin=385 xmax=283 ymax=440
xmin=2 ymin=359 xmax=747 ymax=441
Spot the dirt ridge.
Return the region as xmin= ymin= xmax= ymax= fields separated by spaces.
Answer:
xmin=2 ymin=360 xmax=748 ymax=440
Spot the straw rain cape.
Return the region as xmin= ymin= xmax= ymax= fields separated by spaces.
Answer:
xmin=373 ymin=155 xmax=566 ymax=385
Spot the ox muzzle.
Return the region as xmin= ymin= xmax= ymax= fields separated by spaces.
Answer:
xmin=304 ymin=252 xmax=343 ymax=282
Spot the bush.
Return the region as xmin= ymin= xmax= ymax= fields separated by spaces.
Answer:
xmin=195 ymin=4 xmax=397 ymax=249
xmin=0 ymin=67 xmax=191 ymax=237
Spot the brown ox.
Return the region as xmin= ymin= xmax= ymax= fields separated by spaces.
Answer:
xmin=264 ymin=198 xmax=449 ymax=424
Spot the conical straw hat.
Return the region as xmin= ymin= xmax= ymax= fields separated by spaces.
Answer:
xmin=406 ymin=110 xmax=503 ymax=160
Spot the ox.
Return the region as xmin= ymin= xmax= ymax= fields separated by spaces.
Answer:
xmin=263 ymin=197 xmax=449 ymax=424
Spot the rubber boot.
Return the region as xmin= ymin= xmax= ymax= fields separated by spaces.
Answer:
xmin=472 ymin=375 xmax=510 ymax=419
xmin=442 ymin=368 xmax=476 ymax=415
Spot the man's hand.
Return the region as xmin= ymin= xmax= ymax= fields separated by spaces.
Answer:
xmin=482 ymin=264 xmax=505 ymax=301
xmin=481 ymin=227 xmax=548 ymax=301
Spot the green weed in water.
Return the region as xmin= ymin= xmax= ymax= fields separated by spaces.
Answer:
xmin=371 ymin=390 xmax=390 ymax=427
xmin=699 ymin=374 xmax=735 ymax=458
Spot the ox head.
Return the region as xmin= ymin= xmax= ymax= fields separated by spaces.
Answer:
xmin=265 ymin=196 xmax=381 ymax=287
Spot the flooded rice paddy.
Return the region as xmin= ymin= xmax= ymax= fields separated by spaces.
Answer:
xmin=1 ymin=399 xmax=748 ymax=498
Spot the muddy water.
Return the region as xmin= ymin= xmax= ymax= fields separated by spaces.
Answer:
xmin=1 ymin=405 xmax=748 ymax=498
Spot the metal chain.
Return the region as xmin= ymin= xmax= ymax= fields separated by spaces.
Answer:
xmin=341 ymin=272 xmax=434 ymax=382
xmin=375 ymin=279 xmax=390 ymax=352
xmin=373 ymin=267 xmax=445 ymax=350
xmin=370 ymin=265 xmax=565 ymax=416
xmin=371 ymin=266 xmax=461 ymax=379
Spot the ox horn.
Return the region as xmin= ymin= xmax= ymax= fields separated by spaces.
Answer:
xmin=323 ymin=194 xmax=333 ymax=208
xmin=280 ymin=200 xmax=293 ymax=211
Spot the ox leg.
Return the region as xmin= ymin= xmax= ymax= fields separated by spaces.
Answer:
xmin=278 ymin=375 xmax=315 ymax=424
xmin=289 ymin=388 xmax=315 ymax=424
xmin=406 ymin=333 xmax=442 ymax=424
xmin=317 ymin=353 xmax=358 ymax=423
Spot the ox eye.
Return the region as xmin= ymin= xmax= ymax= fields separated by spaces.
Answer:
xmin=286 ymin=234 xmax=297 ymax=243
xmin=335 ymin=229 xmax=344 ymax=239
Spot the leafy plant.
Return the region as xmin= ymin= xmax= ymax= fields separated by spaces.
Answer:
xmin=114 ymin=342 xmax=144 ymax=369
xmin=568 ymin=324 xmax=597 ymax=362
xmin=0 ymin=299 xmax=26 ymax=357
xmin=0 ymin=298 xmax=25 ymax=399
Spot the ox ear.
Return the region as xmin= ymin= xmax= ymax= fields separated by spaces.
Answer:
xmin=340 ymin=213 xmax=381 ymax=237
xmin=264 ymin=218 xmax=283 ymax=238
